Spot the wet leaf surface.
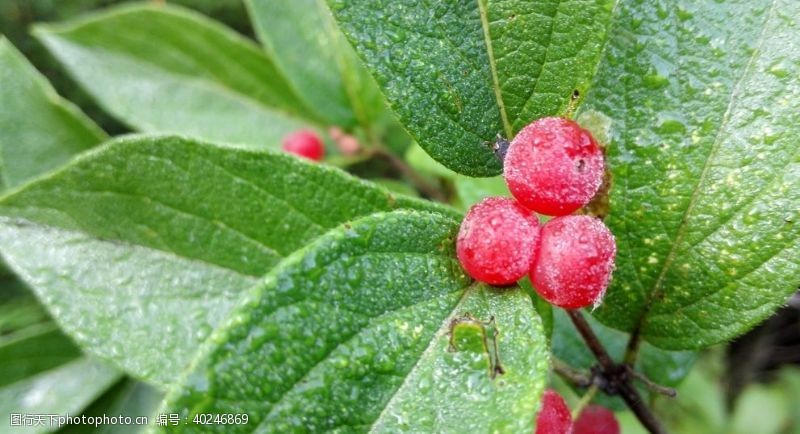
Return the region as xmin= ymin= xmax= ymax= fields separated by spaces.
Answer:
xmin=583 ymin=0 xmax=800 ymax=349
xmin=157 ymin=211 xmax=548 ymax=433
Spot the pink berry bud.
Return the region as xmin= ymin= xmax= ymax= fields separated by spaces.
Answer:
xmin=337 ymin=134 xmax=361 ymax=155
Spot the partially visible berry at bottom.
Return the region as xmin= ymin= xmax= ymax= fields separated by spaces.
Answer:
xmin=531 ymin=215 xmax=616 ymax=309
xmin=282 ymin=130 xmax=325 ymax=161
xmin=535 ymin=389 xmax=574 ymax=434
xmin=574 ymin=405 xmax=620 ymax=434
xmin=456 ymin=197 xmax=541 ymax=286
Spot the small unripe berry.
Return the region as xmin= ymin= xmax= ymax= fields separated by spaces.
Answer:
xmin=337 ymin=134 xmax=361 ymax=155
xmin=574 ymin=405 xmax=620 ymax=434
xmin=456 ymin=197 xmax=541 ymax=286
xmin=328 ymin=126 xmax=345 ymax=140
xmin=531 ymin=215 xmax=616 ymax=309
xmin=282 ymin=130 xmax=325 ymax=161
xmin=535 ymin=389 xmax=573 ymax=434
xmin=504 ymin=117 xmax=604 ymax=216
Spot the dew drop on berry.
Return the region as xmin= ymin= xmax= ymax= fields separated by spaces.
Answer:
xmin=531 ymin=215 xmax=616 ymax=309
xmin=504 ymin=117 xmax=604 ymax=216
xmin=456 ymin=197 xmax=541 ymax=286
xmin=535 ymin=389 xmax=573 ymax=434
xmin=574 ymin=405 xmax=620 ymax=434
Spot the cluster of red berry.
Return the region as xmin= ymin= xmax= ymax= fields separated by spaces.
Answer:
xmin=281 ymin=128 xmax=363 ymax=161
xmin=537 ymin=389 xmax=619 ymax=434
xmin=456 ymin=117 xmax=616 ymax=309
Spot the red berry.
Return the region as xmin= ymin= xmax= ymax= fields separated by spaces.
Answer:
xmin=535 ymin=389 xmax=573 ymax=434
xmin=531 ymin=215 xmax=616 ymax=309
xmin=456 ymin=197 xmax=541 ymax=286
xmin=504 ymin=117 xmax=604 ymax=216
xmin=282 ymin=130 xmax=325 ymax=161
xmin=574 ymin=406 xmax=620 ymax=434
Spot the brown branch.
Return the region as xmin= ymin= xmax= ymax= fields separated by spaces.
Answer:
xmin=565 ymin=309 xmax=667 ymax=434
xmin=552 ymin=357 xmax=592 ymax=388
xmin=616 ymin=381 xmax=667 ymax=434
xmin=624 ymin=326 xmax=643 ymax=366
xmin=628 ymin=367 xmax=678 ymax=398
xmin=565 ymin=309 xmax=615 ymax=370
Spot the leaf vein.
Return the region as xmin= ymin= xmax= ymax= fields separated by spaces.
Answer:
xmin=261 ymin=289 xmax=463 ymax=424
xmin=368 ymin=283 xmax=476 ymax=433
xmin=42 ymin=186 xmax=284 ymax=261
xmin=687 ymin=156 xmax=798 ymax=250
xmin=192 ymin=155 xmax=329 ymax=231
xmin=477 ymin=0 xmax=512 ymax=137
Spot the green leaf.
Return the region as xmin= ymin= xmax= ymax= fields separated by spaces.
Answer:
xmin=246 ymin=0 xmax=388 ymax=130
xmin=519 ymin=278 xmax=553 ymax=340
xmin=0 ymin=135 xmax=454 ymax=385
xmin=655 ymin=363 xmax=727 ymax=433
xmin=0 ymin=289 xmax=84 ymax=391
xmin=584 ymin=0 xmax=800 ymax=348
xmin=0 ymin=283 xmax=145 ymax=434
xmin=59 ymin=378 xmax=162 ymax=434
xmin=454 ymin=175 xmax=509 ymax=211
xmin=0 ymin=298 xmax=150 ymax=434
xmin=245 ymin=0 xmax=414 ymax=154
xmin=0 ymin=258 xmax=10 ymax=279
xmin=405 ymin=143 xmax=458 ymax=179
xmin=776 ymin=368 xmax=800 ymax=434
xmin=551 ymin=309 xmax=695 ymax=409
xmin=0 ymin=322 xmax=82 ymax=389
xmin=372 ymin=178 xmax=420 ymax=197
xmin=327 ymin=0 xmax=616 ymax=176
xmin=33 ymin=3 xmax=318 ymax=150
xmin=729 ymin=384 xmax=788 ymax=434
xmin=0 ymin=37 xmax=105 ymax=191
xmin=0 ymin=287 xmax=47 ymax=333
xmin=0 ymin=358 xmax=121 ymax=434
xmin=158 ymin=211 xmax=548 ymax=433
xmin=0 ymin=285 xmax=141 ymax=434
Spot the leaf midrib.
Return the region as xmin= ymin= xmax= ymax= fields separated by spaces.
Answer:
xmin=477 ymin=0 xmax=513 ymax=138
xmin=632 ymin=0 xmax=779 ymax=332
